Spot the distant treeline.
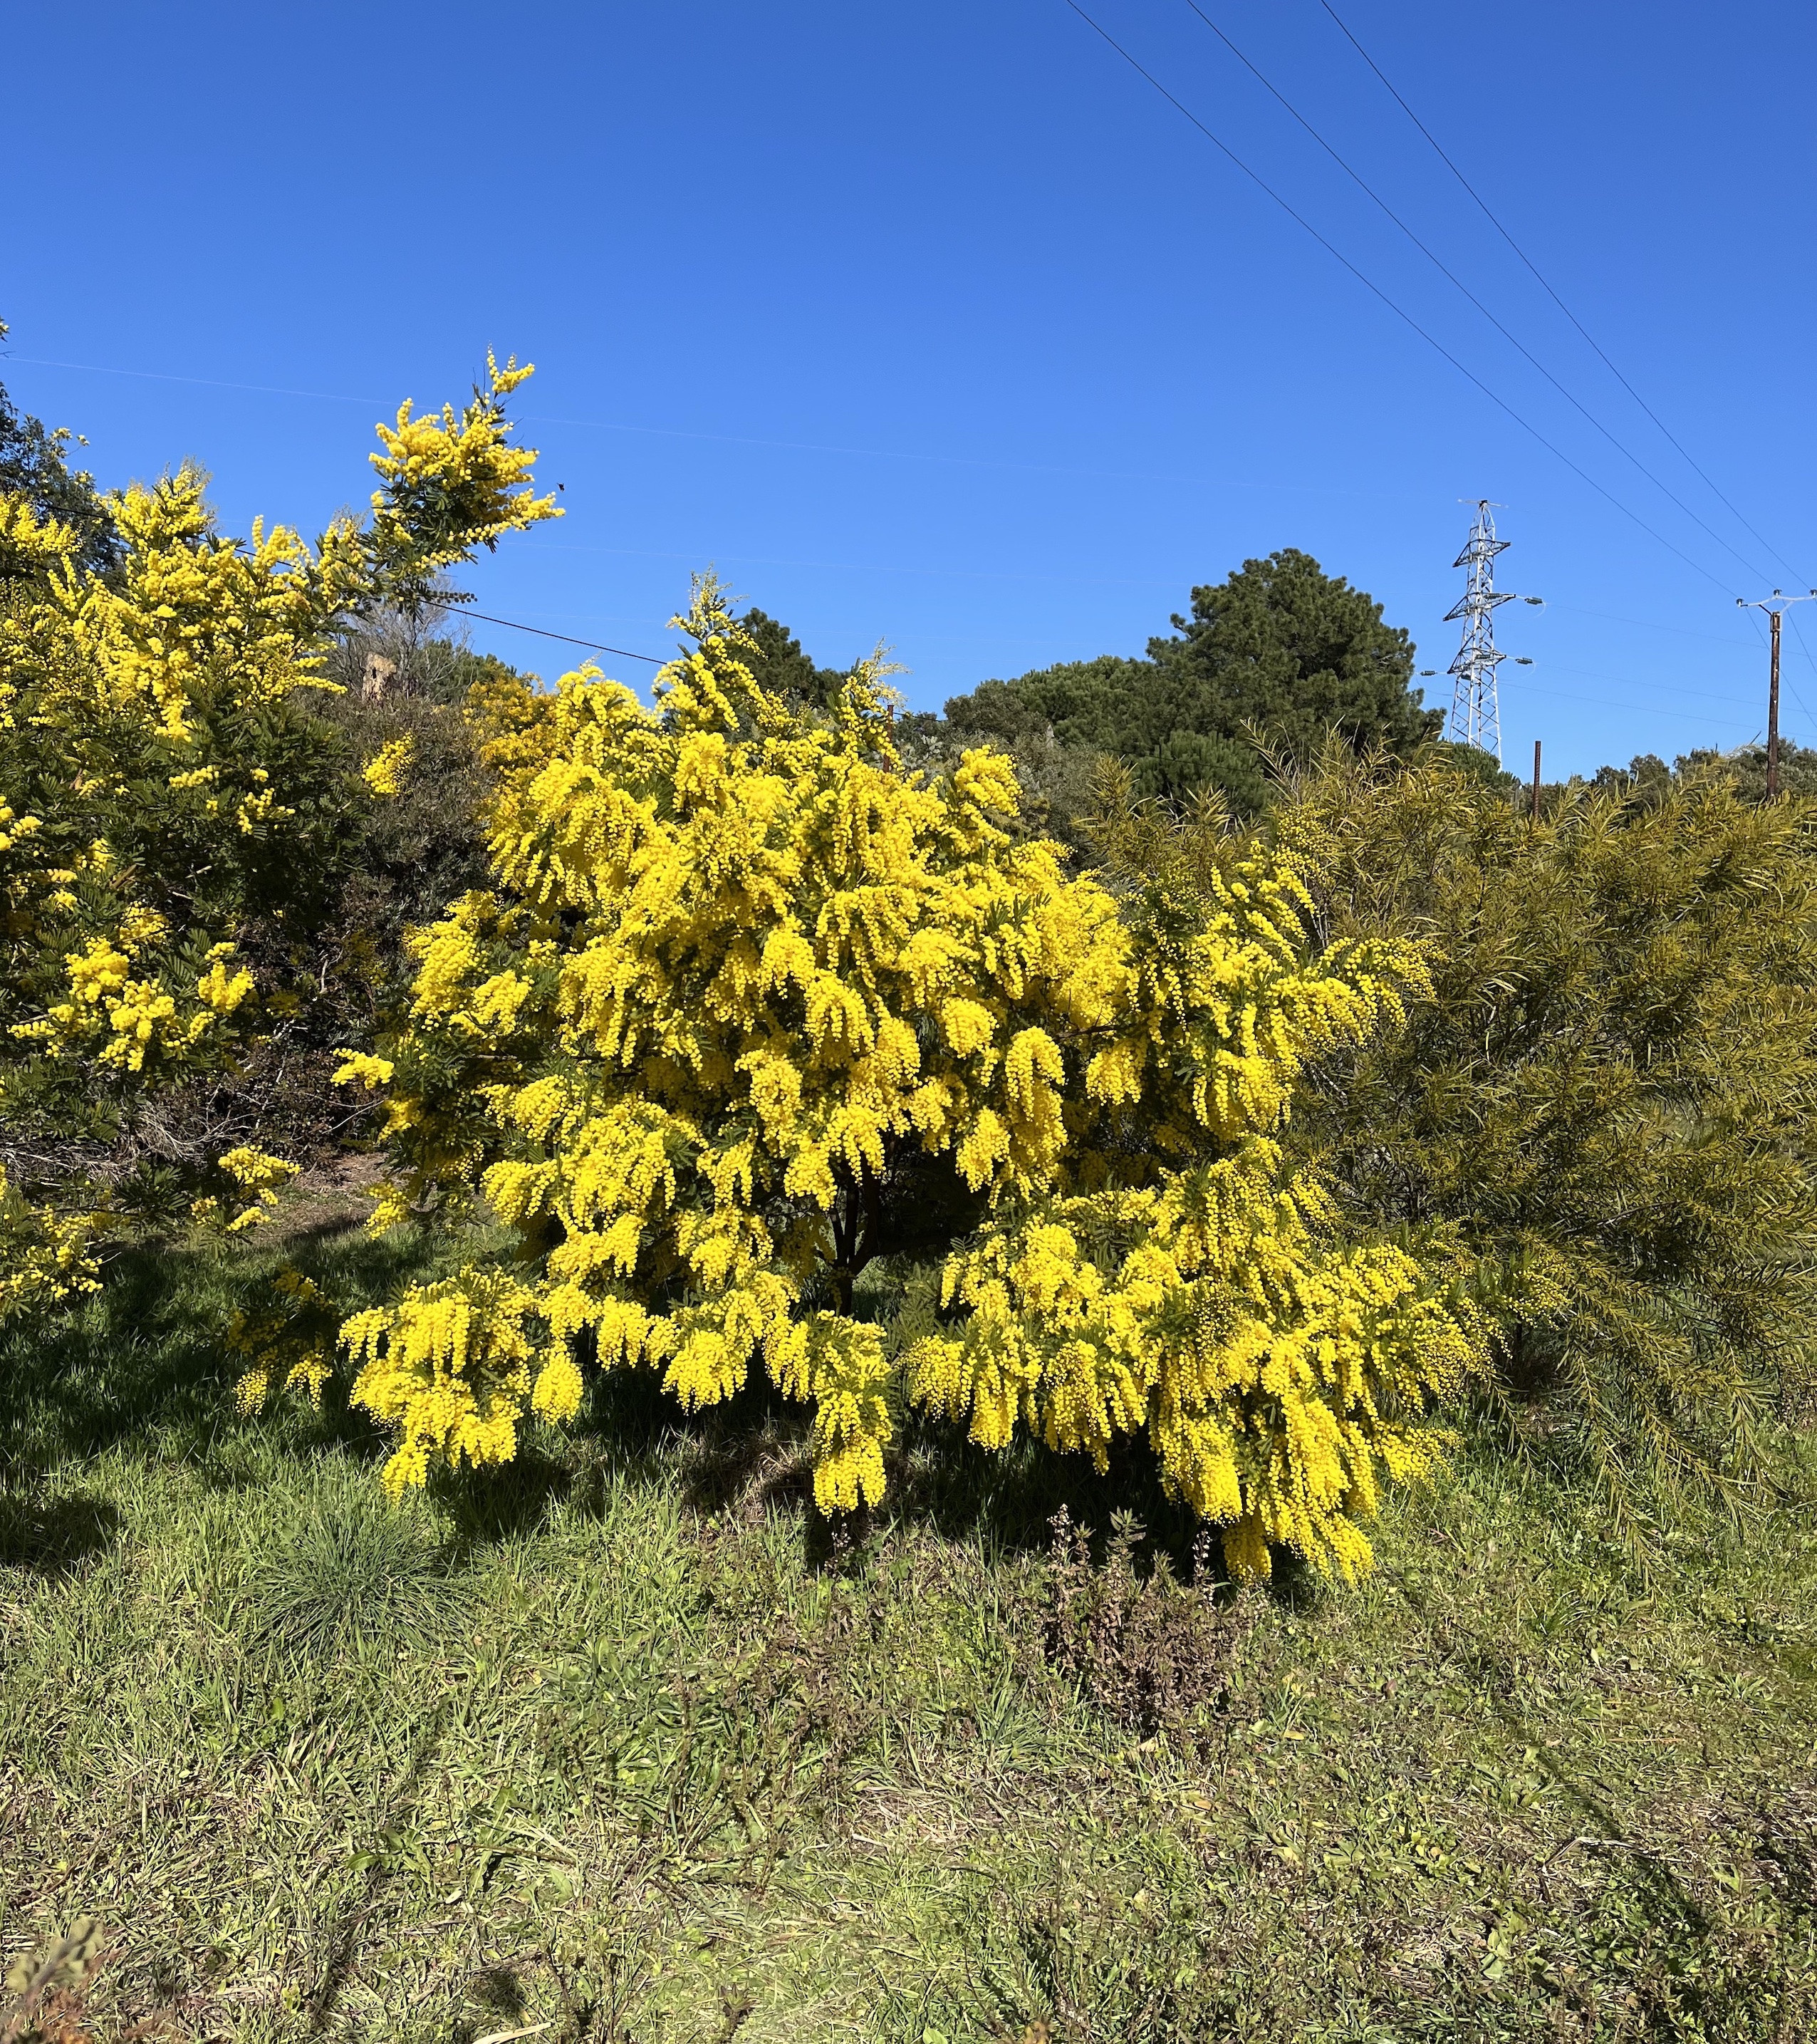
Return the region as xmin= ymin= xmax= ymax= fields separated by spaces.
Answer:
xmin=739 ymin=554 xmax=1794 ymax=846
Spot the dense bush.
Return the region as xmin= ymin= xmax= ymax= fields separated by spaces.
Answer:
xmin=1266 ymin=750 xmax=1817 ymax=1505
xmin=0 ymin=354 xmax=557 ymax=1314
xmin=296 ymin=610 xmax=525 ymax=1118
xmin=329 ymin=586 xmax=1482 ymax=1579
xmin=8 ymin=340 xmax=1814 ymax=1585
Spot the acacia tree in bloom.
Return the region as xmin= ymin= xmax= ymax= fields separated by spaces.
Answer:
xmin=338 ymin=584 xmax=1481 ymax=1579
xmin=0 ymin=354 xmax=559 ymax=1317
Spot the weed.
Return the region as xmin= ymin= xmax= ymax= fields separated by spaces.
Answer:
xmin=986 ymin=1889 xmax=1205 ymax=2043
xmin=1041 ymin=1507 xmax=1250 ymax=1740
xmin=0 ymin=1922 xmax=108 ymax=2044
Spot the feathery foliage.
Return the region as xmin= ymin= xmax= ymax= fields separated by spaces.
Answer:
xmin=337 ymin=589 xmax=1481 ymax=1578
xmin=1268 ymin=749 xmax=1817 ymax=1509
xmin=0 ymin=353 xmax=558 ymax=1317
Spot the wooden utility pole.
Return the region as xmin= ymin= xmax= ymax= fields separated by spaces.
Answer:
xmin=1769 ymin=610 xmax=1782 ymax=799
xmin=1738 ymin=591 xmax=1817 ymax=798
xmin=1531 ymin=740 xmax=1542 ymax=822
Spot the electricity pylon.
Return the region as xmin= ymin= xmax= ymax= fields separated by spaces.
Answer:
xmin=1446 ymin=501 xmax=1517 ymax=761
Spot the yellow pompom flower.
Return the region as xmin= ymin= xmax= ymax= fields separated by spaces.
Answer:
xmin=341 ymin=1268 xmax=544 ymax=1495
xmin=1 ymin=349 xmax=554 ymax=1337
xmin=348 ymin=578 xmax=1482 ymax=1577
xmin=362 ymin=734 xmax=415 ymax=797
xmin=216 ymin=1146 xmax=298 ymax=1230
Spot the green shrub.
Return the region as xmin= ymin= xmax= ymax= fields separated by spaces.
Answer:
xmin=1262 ymin=751 xmax=1817 ymax=1511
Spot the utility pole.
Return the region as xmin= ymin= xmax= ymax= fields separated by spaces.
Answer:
xmin=1445 ymin=502 xmax=1541 ymax=764
xmin=1531 ymin=739 xmax=1541 ymax=823
xmin=1737 ymin=589 xmax=1817 ymax=797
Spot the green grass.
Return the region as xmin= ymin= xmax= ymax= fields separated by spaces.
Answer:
xmin=2 ymin=1198 xmax=1816 ymax=2041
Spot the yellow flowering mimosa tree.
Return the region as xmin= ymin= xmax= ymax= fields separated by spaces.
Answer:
xmin=343 ymin=584 xmax=1481 ymax=1579
xmin=0 ymin=354 xmax=558 ymax=1315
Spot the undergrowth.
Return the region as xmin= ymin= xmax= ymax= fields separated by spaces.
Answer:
xmin=1 ymin=1198 xmax=1814 ymax=2040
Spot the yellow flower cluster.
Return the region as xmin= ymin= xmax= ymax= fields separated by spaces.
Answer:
xmin=216 ymin=1145 xmax=299 ymax=1232
xmin=0 ymin=1163 xmax=102 ymax=1319
xmin=228 ymin=1266 xmax=333 ymax=1413
xmin=352 ymin=579 xmax=1479 ymax=1571
xmin=333 ymin=1050 xmax=396 ymax=1089
xmin=366 ymin=352 xmax=561 ymax=601
xmin=355 ymin=581 xmax=1133 ymax=1498
xmin=907 ymin=1166 xmax=1482 ymax=1580
xmin=0 ymin=801 xmax=43 ymax=853
xmin=361 ymin=735 xmax=415 ymax=797
xmin=14 ymin=931 xmax=256 ymax=1076
xmin=1 ymin=353 xmax=553 ymax=1326
xmin=197 ymin=951 xmax=256 ymax=1016
xmin=1 ymin=493 xmax=82 ymax=580
xmin=341 ymin=1267 xmax=546 ymax=1495
xmin=33 ymin=468 xmax=359 ymax=744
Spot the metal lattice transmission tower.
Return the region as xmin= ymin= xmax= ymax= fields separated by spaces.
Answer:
xmin=1446 ymin=500 xmax=1516 ymax=761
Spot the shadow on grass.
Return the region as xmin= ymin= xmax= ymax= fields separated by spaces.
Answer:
xmin=428 ymin=1447 xmax=583 ymax=1556
xmin=0 ymin=1225 xmax=458 ymax=1488
xmin=4 ymin=1228 xmax=1336 ymax=1593
xmin=566 ymin=1361 xmax=1230 ymax=1581
xmin=0 ymin=1491 xmax=124 ymax=1576
xmin=306 ymin=1698 xmax=453 ymax=2035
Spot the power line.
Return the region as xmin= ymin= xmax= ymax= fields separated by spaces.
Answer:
xmin=4 ymin=353 xmax=385 ymax=407
xmin=19 ymin=328 xmax=1791 ymax=702
xmin=1776 ymin=606 xmax=1817 ymax=735
xmin=1543 ymin=601 xmax=1765 ymax=649
xmin=1314 ymin=0 xmax=1813 ymax=588
xmin=6 ymin=350 xmax=1443 ymax=509
xmin=521 ymin=410 xmax=1429 ymax=504
xmin=457 ymin=611 xmax=667 ymax=664
xmin=1177 ymin=0 xmax=1776 ymax=589
xmin=467 ymin=602 xmax=1791 ymax=717
xmin=532 ymin=536 xmax=1179 ymax=590
xmin=24 ymin=344 xmax=1786 ymax=606
xmin=1544 ymin=662 xmax=1799 ymax=715
xmin=1512 ymin=682 xmax=1760 ymax=732
xmin=1730 ymin=603 xmax=1816 ymax=733
xmin=1057 ymin=0 xmax=1739 ymax=596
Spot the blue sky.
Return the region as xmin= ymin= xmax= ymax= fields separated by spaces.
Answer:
xmin=7 ymin=0 xmax=1814 ymax=777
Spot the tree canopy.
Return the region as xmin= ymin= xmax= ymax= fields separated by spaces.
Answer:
xmin=328 ymin=585 xmax=1479 ymax=1578
xmin=0 ymin=325 xmax=122 ymax=580
xmin=737 ymin=606 xmax=855 ymax=712
xmin=943 ymin=549 xmax=1439 ymax=816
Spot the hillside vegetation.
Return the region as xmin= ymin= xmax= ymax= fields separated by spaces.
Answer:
xmin=2 ymin=353 xmax=1815 ymax=2043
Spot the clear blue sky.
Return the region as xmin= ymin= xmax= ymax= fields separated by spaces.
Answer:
xmin=7 ymin=0 xmax=1814 ymax=777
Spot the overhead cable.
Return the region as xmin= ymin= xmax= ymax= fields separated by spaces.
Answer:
xmin=1056 ymin=0 xmax=1737 ymax=594
xmin=457 ymin=611 xmax=667 ymax=663
xmin=1315 ymin=0 xmax=1813 ymax=587
xmin=1178 ymin=0 xmax=1776 ymax=588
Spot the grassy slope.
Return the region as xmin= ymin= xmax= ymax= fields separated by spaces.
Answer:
xmin=1 ymin=1201 xmax=1815 ymax=2043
